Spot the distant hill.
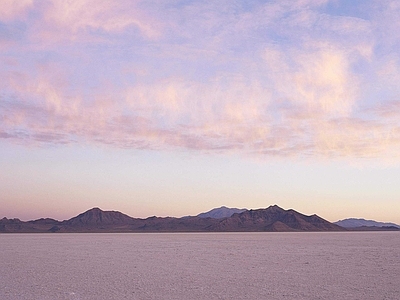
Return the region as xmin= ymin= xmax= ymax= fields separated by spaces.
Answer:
xmin=0 ymin=205 xmax=350 ymax=233
xmin=334 ymin=218 xmax=400 ymax=229
xmin=197 ymin=206 xmax=247 ymax=218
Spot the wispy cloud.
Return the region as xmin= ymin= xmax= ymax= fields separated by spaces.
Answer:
xmin=1 ymin=0 xmax=400 ymax=162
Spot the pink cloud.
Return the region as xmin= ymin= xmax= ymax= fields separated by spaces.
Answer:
xmin=2 ymin=68 xmax=400 ymax=162
xmin=1 ymin=0 xmax=400 ymax=162
xmin=0 ymin=0 xmax=33 ymax=21
xmin=42 ymin=0 xmax=159 ymax=39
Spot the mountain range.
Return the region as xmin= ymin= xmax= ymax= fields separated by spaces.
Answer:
xmin=334 ymin=218 xmax=400 ymax=229
xmin=1 ymin=205 xmax=398 ymax=233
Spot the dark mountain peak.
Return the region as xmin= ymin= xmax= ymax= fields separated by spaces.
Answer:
xmin=0 ymin=217 xmax=22 ymax=223
xmin=244 ymin=205 xmax=287 ymax=218
xmin=267 ymin=204 xmax=286 ymax=212
xmin=209 ymin=206 xmax=345 ymax=232
xmin=270 ymin=204 xmax=283 ymax=208
xmin=65 ymin=207 xmax=134 ymax=227
xmin=75 ymin=207 xmax=104 ymax=219
xmin=85 ymin=207 xmax=103 ymax=213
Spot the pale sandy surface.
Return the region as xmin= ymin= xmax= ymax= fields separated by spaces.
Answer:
xmin=0 ymin=232 xmax=399 ymax=299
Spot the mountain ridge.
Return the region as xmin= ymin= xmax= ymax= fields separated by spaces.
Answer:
xmin=334 ymin=218 xmax=400 ymax=229
xmin=206 ymin=205 xmax=344 ymax=232
xmin=1 ymin=206 xmax=398 ymax=233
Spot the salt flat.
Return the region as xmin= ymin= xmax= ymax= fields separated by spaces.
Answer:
xmin=0 ymin=232 xmax=399 ymax=299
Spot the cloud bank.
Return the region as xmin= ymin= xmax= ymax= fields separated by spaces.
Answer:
xmin=1 ymin=0 xmax=400 ymax=161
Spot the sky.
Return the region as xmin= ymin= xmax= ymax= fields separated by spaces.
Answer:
xmin=1 ymin=0 xmax=400 ymax=223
